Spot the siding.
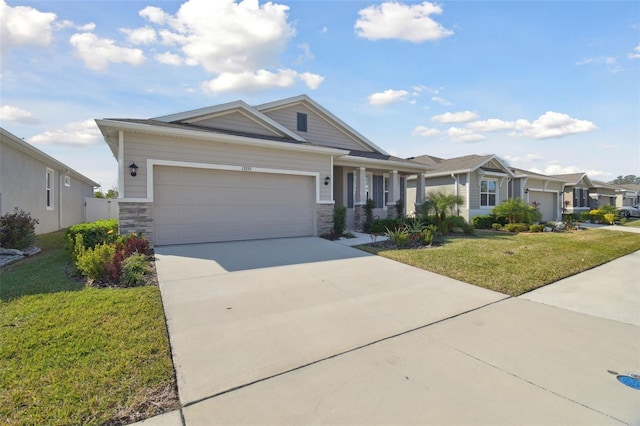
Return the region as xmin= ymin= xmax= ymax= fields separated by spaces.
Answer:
xmin=261 ymin=104 xmax=374 ymax=152
xmin=189 ymin=111 xmax=280 ymax=137
xmin=123 ymin=132 xmax=332 ymax=200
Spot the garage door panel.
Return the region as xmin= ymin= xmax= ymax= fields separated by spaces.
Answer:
xmin=529 ymin=191 xmax=556 ymax=221
xmin=154 ymin=166 xmax=315 ymax=245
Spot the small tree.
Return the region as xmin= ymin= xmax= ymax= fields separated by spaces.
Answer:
xmin=427 ymin=191 xmax=463 ymax=226
xmin=492 ymin=198 xmax=541 ymax=225
xmin=0 ymin=208 xmax=39 ymax=250
xmin=363 ymin=198 xmax=376 ymax=232
xmin=333 ymin=206 xmax=347 ymax=236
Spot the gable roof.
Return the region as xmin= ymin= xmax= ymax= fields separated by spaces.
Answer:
xmin=0 ymin=127 xmax=99 ymax=187
xmin=408 ymin=154 xmax=514 ymax=177
xmin=551 ymin=173 xmax=593 ymax=187
xmin=510 ymin=167 xmax=566 ymax=182
xmin=255 ymin=94 xmax=390 ymax=156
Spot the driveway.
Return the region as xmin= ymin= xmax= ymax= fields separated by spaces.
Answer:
xmin=152 ymin=237 xmax=640 ymax=426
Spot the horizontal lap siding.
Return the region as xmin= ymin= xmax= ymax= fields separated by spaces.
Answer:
xmin=262 ymin=105 xmax=373 ymax=152
xmin=123 ymin=132 xmax=332 ymax=200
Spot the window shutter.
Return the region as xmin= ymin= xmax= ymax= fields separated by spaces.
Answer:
xmin=373 ymin=175 xmax=384 ymax=208
xmin=400 ymin=177 xmax=405 ymax=204
xmin=347 ymin=173 xmax=354 ymax=208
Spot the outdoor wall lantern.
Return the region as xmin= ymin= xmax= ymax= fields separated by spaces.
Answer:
xmin=324 ymin=176 xmax=331 ymax=186
xmin=524 ymin=188 xmax=529 ymax=193
xmin=129 ymin=162 xmax=139 ymax=177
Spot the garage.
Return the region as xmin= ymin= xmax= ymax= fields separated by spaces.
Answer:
xmin=528 ymin=191 xmax=557 ymax=222
xmin=153 ymin=166 xmax=315 ymax=245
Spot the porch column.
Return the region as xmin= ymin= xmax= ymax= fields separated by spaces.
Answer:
xmin=415 ymin=173 xmax=426 ymax=211
xmin=354 ymin=167 xmax=367 ymax=230
xmin=387 ymin=170 xmax=399 ymax=218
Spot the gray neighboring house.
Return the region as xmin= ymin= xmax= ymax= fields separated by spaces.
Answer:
xmin=619 ymin=184 xmax=640 ymax=205
xmin=0 ymin=127 xmax=99 ymax=235
xmin=406 ymin=154 xmax=514 ymax=221
xmin=552 ymin=173 xmax=593 ymax=216
xmin=509 ymin=168 xmax=565 ymax=221
xmin=96 ymin=94 xmax=431 ymax=247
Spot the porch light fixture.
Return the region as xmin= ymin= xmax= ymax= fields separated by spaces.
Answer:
xmin=129 ymin=162 xmax=139 ymax=177
xmin=524 ymin=188 xmax=529 ymax=193
xmin=324 ymin=176 xmax=331 ymax=186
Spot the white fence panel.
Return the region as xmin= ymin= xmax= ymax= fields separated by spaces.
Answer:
xmin=85 ymin=198 xmax=119 ymax=222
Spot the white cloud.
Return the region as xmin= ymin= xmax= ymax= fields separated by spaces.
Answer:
xmin=299 ymin=72 xmax=324 ymax=90
xmin=0 ymin=0 xmax=56 ymax=48
xmin=629 ymin=44 xmax=640 ymax=59
xmin=447 ymin=127 xmax=485 ymax=143
xmin=70 ymin=32 xmax=146 ymax=71
xmin=597 ymin=142 xmax=618 ymax=149
xmin=76 ymin=22 xmax=96 ymax=32
xmin=368 ymin=89 xmax=409 ymax=106
xmin=431 ymin=96 xmax=451 ymax=106
xmin=156 ymin=51 xmax=185 ymax=66
xmin=503 ymin=153 xmax=544 ymax=163
xmin=510 ymin=111 xmax=596 ymax=139
xmin=0 ymin=105 xmax=41 ymax=124
xmin=412 ymin=126 xmax=441 ymax=137
xmin=143 ymin=0 xmax=295 ymax=74
xmin=120 ymin=26 xmax=157 ymax=45
xmin=28 ymin=119 xmax=102 ymax=147
xmin=296 ymin=42 xmax=314 ymax=63
xmin=355 ymin=1 xmax=453 ymax=42
xmin=467 ymin=118 xmax=515 ymax=132
xmin=201 ymin=69 xmax=299 ymax=93
xmin=432 ymin=110 xmax=478 ymax=124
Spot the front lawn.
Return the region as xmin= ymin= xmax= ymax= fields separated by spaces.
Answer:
xmin=621 ymin=218 xmax=640 ymax=228
xmin=0 ymin=231 xmax=178 ymax=425
xmin=359 ymin=229 xmax=640 ymax=296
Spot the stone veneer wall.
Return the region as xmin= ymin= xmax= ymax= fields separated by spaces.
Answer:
xmin=316 ymin=203 xmax=334 ymax=235
xmin=387 ymin=206 xmax=397 ymax=219
xmin=354 ymin=205 xmax=366 ymax=231
xmin=119 ymin=202 xmax=154 ymax=246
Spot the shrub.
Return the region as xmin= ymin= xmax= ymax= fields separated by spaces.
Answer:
xmin=598 ymin=205 xmax=618 ymax=215
xmin=120 ymin=254 xmax=151 ymax=287
xmin=420 ymin=224 xmax=439 ymax=245
xmin=492 ymin=198 xmax=541 ymax=225
xmin=333 ymin=206 xmax=347 ymax=236
xmin=371 ymin=218 xmax=402 ymax=234
xmin=75 ymin=242 xmax=116 ymax=281
xmin=66 ymin=219 xmax=118 ymax=256
xmin=395 ymin=199 xmax=404 ymax=218
xmin=363 ymin=198 xmax=376 ymax=232
xmin=461 ymin=222 xmax=475 ymax=235
xmin=504 ymin=223 xmax=529 ymax=233
xmin=529 ymin=224 xmax=545 ymax=233
xmin=444 ymin=215 xmax=466 ymax=232
xmin=604 ymin=213 xmax=616 ymax=225
xmin=471 ymin=215 xmax=494 ymax=229
xmin=0 ymin=208 xmax=39 ymax=250
xmin=492 ymin=223 xmax=502 ymax=231
xmin=385 ymin=227 xmax=409 ymax=248
xmin=588 ymin=209 xmax=605 ymax=223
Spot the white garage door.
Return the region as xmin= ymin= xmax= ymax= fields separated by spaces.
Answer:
xmin=529 ymin=191 xmax=557 ymax=222
xmin=154 ymin=166 xmax=315 ymax=245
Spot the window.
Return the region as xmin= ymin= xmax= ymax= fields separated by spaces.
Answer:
xmin=46 ymin=168 xmax=54 ymax=210
xmin=384 ymin=176 xmax=389 ymax=206
xmin=296 ymin=112 xmax=308 ymax=132
xmin=480 ymin=179 xmax=497 ymax=207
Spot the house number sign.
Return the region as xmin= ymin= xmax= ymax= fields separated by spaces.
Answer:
xmin=242 ymin=166 xmax=252 ymax=172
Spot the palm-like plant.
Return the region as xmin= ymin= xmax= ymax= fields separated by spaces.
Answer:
xmin=427 ymin=191 xmax=464 ymax=225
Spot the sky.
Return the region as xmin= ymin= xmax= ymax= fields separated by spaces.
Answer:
xmin=1 ymin=0 xmax=639 ymax=192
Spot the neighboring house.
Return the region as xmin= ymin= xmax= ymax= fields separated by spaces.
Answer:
xmin=616 ymin=184 xmax=639 ymax=207
xmin=589 ymin=180 xmax=621 ymax=208
xmin=0 ymin=127 xmax=99 ymax=235
xmin=406 ymin=154 xmax=514 ymax=221
xmin=96 ymin=95 xmax=430 ymax=246
xmin=552 ymin=173 xmax=593 ymax=216
xmin=509 ymin=167 xmax=565 ymax=221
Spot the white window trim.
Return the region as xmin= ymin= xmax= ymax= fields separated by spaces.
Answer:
xmin=383 ymin=173 xmax=389 ymax=210
xmin=46 ymin=168 xmax=54 ymax=210
xmin=480 ymin=178 xmax=498 ymax=208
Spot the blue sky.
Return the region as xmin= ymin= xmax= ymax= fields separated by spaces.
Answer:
xmin=1 ymin=0 xmax=638 ymax=191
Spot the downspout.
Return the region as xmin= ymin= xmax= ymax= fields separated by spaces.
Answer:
xmin=451 ymin=173 xmax=459 ymax=215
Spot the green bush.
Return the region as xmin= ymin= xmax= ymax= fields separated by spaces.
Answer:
xmin=120 ymin=254 xmax=151 ymax=287
xmin=0 ymin=208 xmax=39 ymax=250
xmin=504 ymin=223 xmax=529 ymax=233
xmin=363 ymin=198 xmax=376 ymax=232
xmin=371 ymin=218 xmax=402 ymax=234
xmin=66 ymin=219 xmax=118 ymax=257
xmin=75 ymin=242 xmax=116 ymax=281
xmin=462 ymin=222 xmax=475 ymax=235
xmin=604 ymin=213 xmax=616 ymax=225
xmin=529 ymin=224 xmax=545 ymax=233
xmin=471 ymin=215 xmax=494 ymax=229
xmin=385 ymin=227 xmax=409 ymax=248
xmin=333 ymin=206 xmax=347 ymax=236
xmin=492 ymin=223 xmax=502 ymax=231
xmin=420 ymin=224 xmax=439 ymax=245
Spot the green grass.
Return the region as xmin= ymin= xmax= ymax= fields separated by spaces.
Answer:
xmin=0 ymin=231 xmax=178 ymax=425
xmin=359 ymin=229 xmax=640 ymax=296
xmin=621 ymin=218 xmax=640 ymax=228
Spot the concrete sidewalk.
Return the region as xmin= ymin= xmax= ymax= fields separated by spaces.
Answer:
xmin=139 ymin=237 xmax=640 ymax=426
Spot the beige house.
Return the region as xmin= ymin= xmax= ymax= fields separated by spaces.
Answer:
xmin=618 ymin=184 xmax=640 ymax=206
xmin=96 ymin=95 xmax=430 ymax=246
xmin=552 ymin=173 xmax=593 ymax=216
xmin=0 ymin=127 xmax=98 ymax=235
xmin=406 ymin=154 xmax=514 ymax=221
xmin=510 ymin=168 xmax=565 ymax=221
xmin=589 ymin=180 xmax=620 ymax=208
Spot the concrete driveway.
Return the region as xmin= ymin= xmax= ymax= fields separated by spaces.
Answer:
xmin=151 ymin=237 xmax=640 ymax=426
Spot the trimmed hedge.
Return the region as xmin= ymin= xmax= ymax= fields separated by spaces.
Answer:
xmin=66 ymin=219 xmax=118 ymax=257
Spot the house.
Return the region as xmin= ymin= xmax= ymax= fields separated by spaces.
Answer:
xmin=406 ymin=154 xmax=514 ymax=221
xmin=589 ymin=180 xmax=620 ymax=209
xmin=552 ymin=173 xmax=593 ymax=216
xmin=95 ymin=95 xmax=431 ymax=246
xmin=619 ymin=184 xmax=640 ymax=206
xmin=0 ymin=127 xmax=99 ymax=235
xmin=509 ymin=167 xmax=565 ymax=221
